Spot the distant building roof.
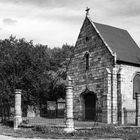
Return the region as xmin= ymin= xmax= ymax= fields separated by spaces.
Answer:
xmin=88 ymin=17 xmax=140 ymax=65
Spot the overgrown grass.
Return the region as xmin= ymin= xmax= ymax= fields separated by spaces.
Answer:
xmin=33 ymin=125 xmax=140 ymax=139
xmin=1 ymin=122 xmax=140 ymax=139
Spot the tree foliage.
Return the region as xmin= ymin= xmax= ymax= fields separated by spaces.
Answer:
xmin=0 ymin=36 xmax=74 ymax=105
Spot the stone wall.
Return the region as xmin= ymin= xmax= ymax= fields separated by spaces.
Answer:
xmin=123 ymin=108 xmax=136 ymax=125
xmin=105 ymin=66 xmax=121 ymax=124
xmin=68 ymin=17 xmax=114 ymax=122
xmin=117 ymin=64 xmax=140 ymax=124
xmin=67 ymin=16 xmax=140 ymax=124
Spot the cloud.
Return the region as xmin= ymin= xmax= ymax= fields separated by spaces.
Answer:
xmin=0 ymin=1 xmax=83 ymax=25
xmin=32 ymin=7 xmax=82 ymax=25
xmin=1 ymin=0 xmax=140 ymax=18
xmin=0 ymin=0 xmax=139 ymax=47
xmin=0 ymin=0 xmax=85 ymax=8
xmin=3 ymin=18 xmax=17 ymax=25
xmin=105 ymin=0 xmax=140 ymax=17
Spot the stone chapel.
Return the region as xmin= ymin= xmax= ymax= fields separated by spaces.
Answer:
xmin=67 ymin=11 xmax=140 ymax=125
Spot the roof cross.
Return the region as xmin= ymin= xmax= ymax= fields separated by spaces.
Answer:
xmin=85 ymin=7 xmax=90 ymax=16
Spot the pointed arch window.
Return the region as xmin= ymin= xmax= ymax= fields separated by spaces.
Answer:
xmin=133 ymin=73 xmax=140 ymax=99
xmin=85 ymin=52 xmax=90 ymax=70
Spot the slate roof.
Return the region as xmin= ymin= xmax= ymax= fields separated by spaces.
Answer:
xmin=89 ymin=18 xmax=140 ymax=65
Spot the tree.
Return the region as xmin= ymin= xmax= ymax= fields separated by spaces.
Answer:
xmin=47 ymin=44 xmax=74 ymax=100
xmin=0 ymin=36 xmax=74 ymax=107
xmin=0 ymin=36 xmax=51 ymax=106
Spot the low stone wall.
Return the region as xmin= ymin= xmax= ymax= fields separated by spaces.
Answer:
xmin=124 ymin=108 xmax=136 ymax=125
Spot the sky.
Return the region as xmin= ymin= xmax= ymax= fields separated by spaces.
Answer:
xmin=0 ymin=0 xmax=140 ymax=48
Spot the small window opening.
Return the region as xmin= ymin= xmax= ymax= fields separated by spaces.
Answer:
xmin=86 ymin=36 xmax=89 ymax=42
xmin=85 ymin=52 xmax=89 ymax=70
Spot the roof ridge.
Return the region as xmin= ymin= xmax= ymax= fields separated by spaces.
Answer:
xmin=86 ymin=16 xmax=140 ymax=65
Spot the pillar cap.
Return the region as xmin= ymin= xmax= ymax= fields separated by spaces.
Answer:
xmin=15 ymin=89 xmax=22 ymax=94
xmin=66 ymin=76 xmax=72 ymax=86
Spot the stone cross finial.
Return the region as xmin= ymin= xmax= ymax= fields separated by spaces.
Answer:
xmin=85 ymin=7 xmax=90 ymax=16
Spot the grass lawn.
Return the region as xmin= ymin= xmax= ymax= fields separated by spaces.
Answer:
xmin=0 ymin=123 xmax=49 ymax=139
xmin=0 ymin=117 xmax=140 ymax=139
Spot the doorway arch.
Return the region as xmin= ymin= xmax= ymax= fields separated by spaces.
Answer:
xmin=81 ymin=90 xmax=97 ymax=121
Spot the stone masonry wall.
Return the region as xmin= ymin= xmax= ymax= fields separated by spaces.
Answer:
xmin=105 ymin=66 xmax=121 ymax=124
xmin=68 ymin=17 xmax=114 ymax=123
xmin=117 ymin=64 xmax=140 ymax=124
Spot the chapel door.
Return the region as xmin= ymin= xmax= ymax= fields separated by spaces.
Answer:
xmin=85 ymin=94 xmax=96 ymax=120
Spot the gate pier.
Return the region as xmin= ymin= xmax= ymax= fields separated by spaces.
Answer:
xmin=14 ymin=89 xmax=22 ymax=129
xmin=64 ymin=76 xmax=75 ymax=133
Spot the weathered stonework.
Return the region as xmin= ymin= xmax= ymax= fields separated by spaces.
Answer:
xmin=64 ymin=76 xmax=75 ymax=132
xmin=68 ymin=17 xmax=114 ymax=123
xmin=14 ymin=89 xmax=22 ymax=129
xmin=68 ymin=16 xmax=140 ymax=125
xmin=117 ymin=64 xmax=140 ymax=124
xmin=136 ymin=93 xmax=140 ymax=125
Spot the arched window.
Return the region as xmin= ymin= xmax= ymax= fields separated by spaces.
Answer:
xmin=85 ymin=52 xmax=89 ymax=70
xmin=133 ymin=73 xmax=140 ymax=99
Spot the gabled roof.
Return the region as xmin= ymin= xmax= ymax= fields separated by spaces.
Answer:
xmin=88 ymin=17 xmax=140 ymax=65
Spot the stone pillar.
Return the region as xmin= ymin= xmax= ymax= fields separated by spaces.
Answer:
xmin=112 ymin=68 xmax=118 ymax=124
xmin=14 ymin=89 xmax=22 ymax=129
xmin=136 ymin=93 xmax=140 ymax=126
xmin=64 ymin=76 xmax=75 ymax=133
xmin=117 ymin=72 xmax=122 ymax=125
xmin=106 ymin=68 xmax=112 ymax=124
